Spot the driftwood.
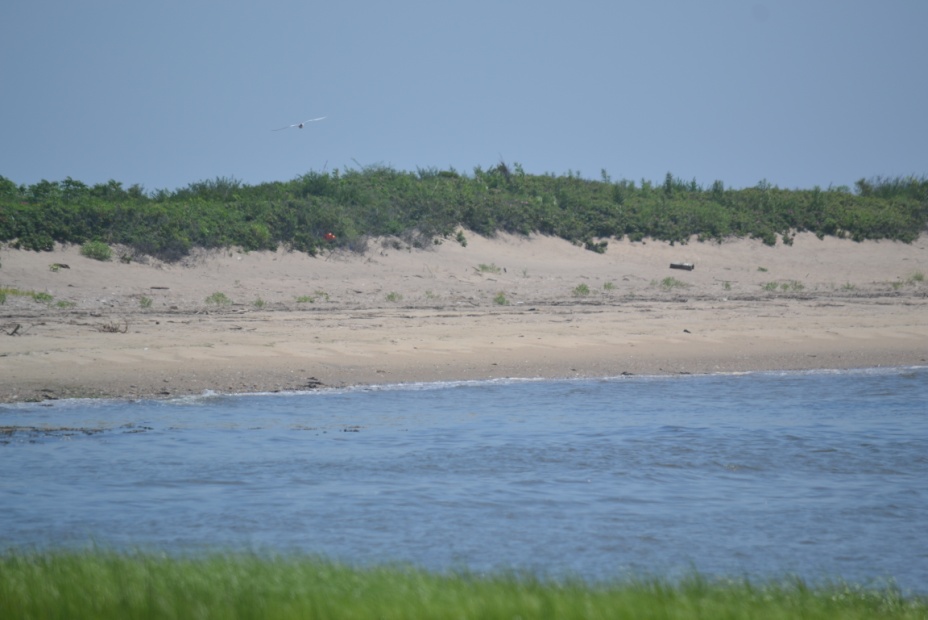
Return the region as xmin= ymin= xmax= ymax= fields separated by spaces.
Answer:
xmin=669 ymin=262 xmax=695 ymax=271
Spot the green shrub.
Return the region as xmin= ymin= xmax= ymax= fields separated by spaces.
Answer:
xmin=1 ymin=171 xmax=925 ymax=262
xmin=80 ymin=240 xmax=112 ymax=261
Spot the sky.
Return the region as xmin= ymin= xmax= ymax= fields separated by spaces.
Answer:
xmin=2 ymin=0 xmax=926 ymax=193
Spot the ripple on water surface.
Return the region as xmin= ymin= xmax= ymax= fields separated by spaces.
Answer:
xmin=1 ymin=367 xmax=926 ymax=592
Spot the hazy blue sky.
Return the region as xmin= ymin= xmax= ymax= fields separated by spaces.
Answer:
xmin=2 ymin=1 xmax=926 ymax=192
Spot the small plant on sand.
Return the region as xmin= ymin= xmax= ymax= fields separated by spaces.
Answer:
xmin=763 ymin=280 xmax=804 ymax=293
xmin=723 ymin=281 xmax=732 ymax=291
xmin=603 ymin=281 xmax=615 ymax=291
xmin=889 ymin=272 xmax=924 ymax=289
xmin=296 ymin=290 xmax=329 ymax=303
xmin=80 ymin=240 xmax=112 ymax=262
xmin=1 ymin=287 xmax=30 ymax=303
xmin=385 ymin=291 xmax=403 ymax=303
xmin=139 ymin=296 xmax=153 ymax=309
xmin=757 ymin=266 xmax=768 ymax=272
xmin=32 ymin=291 xmax=53 ymax=304
xmin=573 ymin=283 xmax=591 ymax=297
xmin=253 ymin=297 xmax=266 ymax=309
xmin=55 ymin=300 xmax=76 ymax=309
xmin=205 ymin=291 xmax=231 ymax=306
xmin=658 ymin=277 xmax=687 ymax=290
xmin=780 ymin=280 xmax=804 ymax=292
xmin=476 ymin=263 xmax=501 ymax=274
xmin=455 ymin=230 xmax=467 ymax=247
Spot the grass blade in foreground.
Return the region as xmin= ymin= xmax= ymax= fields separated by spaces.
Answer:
xmin=1 ymin=551 xmax=926 ymax=619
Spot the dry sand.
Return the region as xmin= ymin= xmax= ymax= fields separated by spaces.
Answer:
xmin=1 ymin=232 xmax=926 ymax=403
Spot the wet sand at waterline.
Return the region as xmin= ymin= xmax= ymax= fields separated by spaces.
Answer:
xmin=1 ymin=232 xmax=926 ymax=403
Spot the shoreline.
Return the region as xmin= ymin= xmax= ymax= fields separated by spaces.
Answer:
xmin=2 ymin=233 xmax=926 ymax=403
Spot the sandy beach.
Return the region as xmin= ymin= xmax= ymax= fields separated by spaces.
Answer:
xmin=1 ymin=232 xmax=926 ymax=403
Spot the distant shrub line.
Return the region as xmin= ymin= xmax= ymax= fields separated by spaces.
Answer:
xmin=1 ymin=166 xmax=926 ymax=261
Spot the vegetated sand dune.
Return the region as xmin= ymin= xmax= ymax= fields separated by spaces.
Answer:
xmin=1 ymin=232 xmax=926 ymax=402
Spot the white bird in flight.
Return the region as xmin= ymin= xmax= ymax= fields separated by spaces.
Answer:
xmin=272 ymin=117 xmax=326 ymax=131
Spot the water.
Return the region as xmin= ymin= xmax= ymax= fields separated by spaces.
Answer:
xmin=2 ymin=367 xmax=927 ymax=591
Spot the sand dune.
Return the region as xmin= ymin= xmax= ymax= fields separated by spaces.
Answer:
xmin=1 ymin=232 xmax=926 ymax=402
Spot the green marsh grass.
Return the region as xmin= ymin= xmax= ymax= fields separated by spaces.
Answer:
xmin=0 ymin=551 xmax=924 ymax=620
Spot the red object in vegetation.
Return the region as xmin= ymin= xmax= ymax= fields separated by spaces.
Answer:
xmin=324 ymin=232 xmax=336 ymax=241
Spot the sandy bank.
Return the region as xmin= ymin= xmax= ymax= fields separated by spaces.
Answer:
xmin=1 ymin=232 xmax=926 ymax=402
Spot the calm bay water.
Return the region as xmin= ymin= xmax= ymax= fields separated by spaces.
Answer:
xmin=2 ymin=367 xmax=927 ymax=590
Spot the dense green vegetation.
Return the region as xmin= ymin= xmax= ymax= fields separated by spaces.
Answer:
xmin=1 ymin=551 xmax=924 ymax=620
xmin=1 ymin=166 xmax=926 ymax=262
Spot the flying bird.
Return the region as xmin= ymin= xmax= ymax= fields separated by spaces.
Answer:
xmin=272 ymin=117 xmax=326 ymax=131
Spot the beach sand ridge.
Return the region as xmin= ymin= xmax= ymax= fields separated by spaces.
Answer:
xmin=1 ymin=232 xmax=926 ymax=402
